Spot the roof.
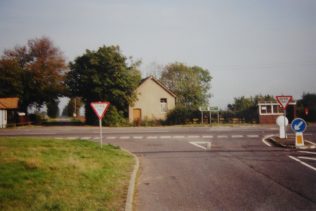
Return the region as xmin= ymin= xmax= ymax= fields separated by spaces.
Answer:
xmin=139 ymin=76 xmax=176 ymax=98
xmin=0 ymin=97 xmax=19 ymax=109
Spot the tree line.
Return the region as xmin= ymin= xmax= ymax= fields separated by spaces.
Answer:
xmin=0 ymin=37 xmax=212 ymax=125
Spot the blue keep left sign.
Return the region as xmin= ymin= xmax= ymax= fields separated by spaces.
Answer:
xmin=291 ymin=118 xmax=307 ymax=133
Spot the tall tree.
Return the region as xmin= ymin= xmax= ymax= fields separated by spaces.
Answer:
xmin=160 ymin=62 xmax=212 ymax=108
xmin=0 ymin=37 xmax=67 ymax=113
xmin=66 ymin=45 xmax=141 ymax=125
xmin=47 ymin=99 xmax=60 ymax=118
xmin=297 ymin=93 xmax=316 ymax=122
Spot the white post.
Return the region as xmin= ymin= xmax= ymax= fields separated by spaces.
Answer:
xmin=99 ymin=119 xmax=102 ymax=148
xmin=284 ymin=109 xmax=287 ymax=138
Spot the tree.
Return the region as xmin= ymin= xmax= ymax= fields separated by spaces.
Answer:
xmin=62 ymin=97 xmax=83 ymax=117
xmin=47 ymin=99 xmax=60 ymax=118
xmin=227 ymin=95 xmax=274 ymax=123
xmin=66 ymin=45 xmax=141 ymax=125
xmin=297 ymin=93 xmax=316 ymax=122
xmin=160 ymin=62 xmax=212 ymax=108
xmin=0 ymin=37 xmax=67 ymax=113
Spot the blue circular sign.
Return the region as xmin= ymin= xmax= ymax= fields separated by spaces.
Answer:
xmin=291 ymin=118 xmax=307 ymax=133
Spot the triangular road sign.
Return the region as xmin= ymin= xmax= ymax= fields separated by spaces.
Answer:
xmin=90 ymin=102 xmax=110 ymax=119
xmin=276 ymin=96 xmax=292 ymax=110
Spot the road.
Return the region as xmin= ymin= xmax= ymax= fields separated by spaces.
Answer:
xmin=1 ymin=125 xmax=316 ymax=210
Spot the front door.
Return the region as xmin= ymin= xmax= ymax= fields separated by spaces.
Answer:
xmin=133 ymin=108 xmax=141 ymax=126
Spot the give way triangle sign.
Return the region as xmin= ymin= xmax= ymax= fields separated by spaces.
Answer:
xmin=276 ymin=96 xmax=292 ymax=110
xmin=90 ymin=102 xmax=110 ymax=119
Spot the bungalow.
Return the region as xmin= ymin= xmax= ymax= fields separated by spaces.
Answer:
xmin=0 ymin=97 xmax=19 ymax=128
xmin=129 ymin=76 xmax=176 ymax=124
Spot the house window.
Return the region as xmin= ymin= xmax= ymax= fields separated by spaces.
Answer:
xmin=273 ymin=105 xmax=282 ymax=114
xmin=160 ymin=98 xmax=168 ymax=113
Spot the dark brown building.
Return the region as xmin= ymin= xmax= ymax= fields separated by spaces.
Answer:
xmin=258 ymin=100 xmax=296 ymax=124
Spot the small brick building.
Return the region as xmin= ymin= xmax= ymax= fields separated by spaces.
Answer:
xmin=258 ymin=100 xmax=296 ymax=124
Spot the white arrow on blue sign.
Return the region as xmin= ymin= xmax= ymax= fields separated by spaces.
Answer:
xmin=291 ymin=118 xmax=307 ymax=133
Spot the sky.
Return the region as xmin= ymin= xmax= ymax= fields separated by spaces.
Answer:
xmin=0 ymin=0 xmax=315 ymax=109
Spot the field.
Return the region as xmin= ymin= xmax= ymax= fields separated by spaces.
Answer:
xmin=0 ymin=137 xmax=134 ymax=210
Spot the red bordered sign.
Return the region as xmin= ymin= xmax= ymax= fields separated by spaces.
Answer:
xmin=276 ymin=96 xmax=292 ymax=110
xmin=90 ymin=102 xmax=110 ymax=119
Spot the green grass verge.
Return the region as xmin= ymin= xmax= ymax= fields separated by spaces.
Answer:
xmin=0 ymin=137 xmax=134 ymax=211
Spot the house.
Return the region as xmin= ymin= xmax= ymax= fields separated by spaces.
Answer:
xmin=258 ymin=100 xmax=296 ymax=124
xmin=0 ymin=97 xmax=19 ymax=128
xmin=129 ymin=76 xmax=176 ymax=124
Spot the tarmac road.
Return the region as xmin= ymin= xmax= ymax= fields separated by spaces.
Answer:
xmin=1 ymin=125 xmax=316 ymax=210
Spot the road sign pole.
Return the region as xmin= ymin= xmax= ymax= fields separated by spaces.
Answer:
xmin=99 ymin=119 xmax=102 ymax=148
xmin=284 ymin=109 xmax=287 ymax=138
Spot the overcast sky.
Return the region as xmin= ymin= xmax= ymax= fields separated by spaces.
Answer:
xmin=1 ymin=0 xmax=315 ymax=108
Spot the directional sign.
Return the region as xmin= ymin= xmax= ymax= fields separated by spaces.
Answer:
xmin=291 ymin=118 xmax=307 ymax=133
xmin=276 ymin=96 xmax=292 ymax=110
xmin=90 ymin=102 xmax=110 ymax=120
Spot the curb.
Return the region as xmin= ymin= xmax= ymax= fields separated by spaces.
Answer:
xmin=268 ymin=136 xmax=316 ymax=149
xmin=122 ymin=149 xmax=140 ymax=211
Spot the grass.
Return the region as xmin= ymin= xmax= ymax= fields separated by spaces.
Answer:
xmin=0 ymin=137 xmax=134 ymax=211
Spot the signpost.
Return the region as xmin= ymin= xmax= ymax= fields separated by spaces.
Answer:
xmin=90 ymin=102 xmax=110 ymax=147
xmin=276 ymin=96 xmax=292 ymax=139
xmin=291 ymin=118 xmax=307 ymax=147
xmin=199 ymin=106 xmax=220 ymax=125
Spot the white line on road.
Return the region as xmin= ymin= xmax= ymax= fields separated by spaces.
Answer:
xmin=202 ymin=135 xmax=213 ymax=139
xmin=160 ymin=136 xmax=171 ymax=139
xmin=305 ymin=140 xmax=316 ymax=146
xmin=120 ymin=136 xmax=130 ymax=139
xmin=133 ymin=136 xmax=143 ymax=139
xmin=189 ymin=141 xmax=212 ymax=150
xmin=106 ymin=136 xmax=117 ymax=140
xmin=298 ymin=156 xmax=316 ymax=161
xmin=262 ymin=135 xmax=273 ymax=147
xmin=146 ymin=136 xmax=157 ymax=139
xmin=217 ymin=135 xmax=228 ymax=138
xmin=289 ymin=156 xmax=316 ymax=172
xmin=247 ymin=135 xmax=259 ymax=138
xmin=173 ymin=136 xmax=185 ymax=139
xmin=232 ymin=135 xmax=243 ymax=138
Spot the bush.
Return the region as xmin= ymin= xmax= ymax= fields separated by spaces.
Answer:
xmin=165 ymin=107 xmax=200 ymax=125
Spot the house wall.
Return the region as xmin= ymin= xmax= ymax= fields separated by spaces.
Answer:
xmin=0 ymin=110 xmax=7 ymax=128
xmin=129 ymin=79 xmax=176 ymax=122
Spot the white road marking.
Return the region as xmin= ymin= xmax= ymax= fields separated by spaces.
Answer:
xmin=189 ymin=141 xmax=212 ymax=150
xmin=247 ymin=135 xmax=259 ymax=138
xmin=305 ymin=140 xmax=316 ymax=146
xmin=188 ymin=135 xmax=200 ymax=139
xmin=173 ymin=135 xmax=185 ymax=139
xmin=106 ymin=136 xmax=117 ymax=140
xmin=160 ymin=136 xmax=171 ymax=139
xmin=262 ymin=135 xmax=273 ymax=147
xmin=298 ymin=156 xmax=316 ymax=161
xmin=146 ymin=136 xmax=157 ymax=139
xmin=120 ymin=136 xmax=130 ymax=139
xmin=217 ymin=135 xmax=228 ymax=138
xmin=298 ymin=151 xmax=316 ymax=155
xmin=133 ymin=136 xmax=143 ymax=139
xmin=232 ymin=135 xmax=243 ymax=138
xmin=289 ymin=156 xmax=316 ymax=172
xmin=202 ymin=135 xmax=213 ymax=139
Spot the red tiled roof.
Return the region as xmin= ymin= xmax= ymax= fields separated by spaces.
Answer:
xmin=0 ymin=97 xmax=19 ymax=109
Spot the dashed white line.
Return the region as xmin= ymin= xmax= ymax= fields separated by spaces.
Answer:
xmin=232 ymin=135 xmax=243 ymax=138
xmin=202 ymin=135 xmax=213 ymax=139
xmin=289 ymin=156 xmax=316 ymax=172
xmin=247 ymin=135 xmax=259 ymax=138
xmin=119 ymin=136 xmax=130 ymax=140
xmin=160 ymin=136 xmax=171 ymax=139
xmin=146 ymin=136 xmax=157 ymax=139
xmin=173 ymin=135 xmax=185 ymax=139
xmin=133 ymin=136 xmax=143 ymax=139
xmin=217 ymin=135 xmax=228 ymax=138
xmin=106 ymin=136 xmax=117 ymax=140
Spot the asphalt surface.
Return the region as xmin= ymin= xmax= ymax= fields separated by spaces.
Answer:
xmin=1 ymin=125 xmax=316 ymax=210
